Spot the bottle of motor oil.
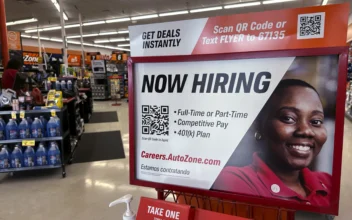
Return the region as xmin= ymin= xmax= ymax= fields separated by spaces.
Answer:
xmin=11 ymin=146 xmax=23 ymax=168
xmin=6 ymin=119 xmax=18 ymax=140
xmin=36 ymin=143 xmax=47 ymax=166
xmin=24 ymin=146 xmax=36 ymax=167
xmin=0 ymin=146 xmax=11 ymax=169
xmin=48 ymin=142 xmax=61 ymax=165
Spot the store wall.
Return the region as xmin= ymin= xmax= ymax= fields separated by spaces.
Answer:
xmin=22 ymin=38 xmax=114 ymax=55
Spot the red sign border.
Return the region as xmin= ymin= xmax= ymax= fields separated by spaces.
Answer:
xmin=128 ymin=46 xmax=348 ymax=215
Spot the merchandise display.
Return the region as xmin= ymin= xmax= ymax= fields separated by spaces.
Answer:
xmin=91 ymin=60 xmax=110 ymax=100
xmin=0 ymin=108 xmax=69 ymax=177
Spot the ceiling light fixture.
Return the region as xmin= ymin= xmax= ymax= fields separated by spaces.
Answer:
xmin=116 ymin=47 xmax=130 ymax=52
xmin=50 ymin=38 xmax=63 ymax=42
xmin=67 ymin=35 xmax=81 ymax=39
xmin=67 ymin=40 xmax=81 ymax=45
xmin=31 ymin=36 xmax=38 ymax=39
xmin=6 ymin=18 xmax=38 ymax=26
xmin=190 ymin=6 xmax=223 ymax=13
xmin=42 ymin=26 xmax=61 ymax=31
xmin=94 ymin=39 xmax=110 ymax=43
xmin=322 ymin=0 xmax=328 ymax=5
xmin=99 ymin=31 xmax=118 ymax=36
xmin=65 ymin=24 xmax=80 ymax=28
xmin=105 ymin=17 xmax=131 ymax=23
xmin=51 ymin=0 xmax=68 ymax=20
xmin=25 ymin=29 xmax=42 ymax=33
xmin=117 ymin=44 xmax=130 ymax=47
xmin=117 ymin=30 xmax=129 ymax=34
xmin=159 ymin=10 xmax=189 ymax=17
xmin=21 ymin=34 xmax=32 ymax=38
xmin=40 ymin=37 xmax=51 ymax=40
xmin=83 ymin=43 xmax=95 ymax=46
xmin=82 ymin=33 xmax=99 ymax=37
xmin=83 ymin=21 xmax=106 ymax=26
xmin=131 ymin=14 xmax=158 ymax=20
xmin=224 ymin=1 xmax=261 ymax=9
xmin=262 ymin=0 xmax=296 ymax=4
xmin=109 ymin=38 xmax=127 ymax=42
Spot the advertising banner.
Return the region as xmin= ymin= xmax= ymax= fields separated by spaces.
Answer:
xmin=7 ymin=31 xmax=22 ymax=51
xmin=129 ymin=3 xmax=348 ymax=215
xmin=133 ymin=54 xmax=340 ymax=212
xmin=129 ymin=3 xmax=349 ymax=56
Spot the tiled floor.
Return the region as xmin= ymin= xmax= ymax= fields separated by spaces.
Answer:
xmin=0 ymin=100 xmax=351 ymax=219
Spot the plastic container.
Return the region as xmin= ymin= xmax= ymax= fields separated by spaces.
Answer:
xmin=36 ymin=143 xmax=48 ymax=166
xmin=0 ymin=146 xmax=11 ymax=169
xmin=18 ymin=118 xmax=30 ymax=139
xmin=67 ymin=80 xmax=73 ymax=90
xmin=24 ymin=146 xmax=36 ymax=167
xmin=6 ymin=119 xmax=18 ymax=140
xmin=61 ymin=80 xmax=67 ymax=90
xmin=48 ymin=142 xmax=61 ymax=166
xmin=31 ymin=117 xmax=44 ymax=138
xmin=55 ymin=81 xmax=61 ymax=91
xmin=0 ymin=118 xmax=5 ymax=140
xmin=47 ymin=117 xmax=58 ymax=137
xmin=11 ymin=146 xmax=23 ymax=168
xmin=54 ymin=116 xmax=61 ymax=135
xmin=40 ymin=116 xmax=48 ymax=137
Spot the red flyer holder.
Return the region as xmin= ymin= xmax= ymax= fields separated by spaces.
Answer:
xmin=136 ymin=197 xmax=194 ymax=220
xmin=194 ymin=209 xmax=251 ymax=220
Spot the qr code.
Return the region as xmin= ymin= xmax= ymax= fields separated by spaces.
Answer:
xmin=297 ymin=12 xmax=325 ymax=40
xmin=142 ymin=105 xmax=169 ymax=135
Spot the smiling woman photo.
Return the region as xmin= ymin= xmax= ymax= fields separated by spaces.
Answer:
xmin=212 ymin=79 xmax=332 ymax=206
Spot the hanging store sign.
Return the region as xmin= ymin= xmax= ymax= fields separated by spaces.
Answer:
xmin=129 ymin=3 xmax=349 ymax=216
xmin=68 ymin=54 xmax=81 ymax=66
xmin=129 ymin=4 xmax=349 ymax=56
xmin=7 ymin=31 xmax=22 ymax=51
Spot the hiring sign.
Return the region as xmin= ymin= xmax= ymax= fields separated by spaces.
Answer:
xmin=129 ymin=3 xmax=349 ymax=216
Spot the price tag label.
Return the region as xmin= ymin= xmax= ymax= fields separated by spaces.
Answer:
xmin=11 ymin=111 xmax=16 ymax=119
xmin=20 ymin=111 xmax=25 ymax=119
xmin=51 ymin=110 xmax=56 ymax=117
xmin=22 ymin=140 xmax=35 ymax=146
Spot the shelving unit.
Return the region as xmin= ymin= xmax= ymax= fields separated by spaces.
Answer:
xmin=0 ymin=106 xmax=70 ymax=178
xmin=91 ymin=60 xmax=110 ymax=100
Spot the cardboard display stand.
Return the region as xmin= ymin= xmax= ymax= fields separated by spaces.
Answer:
xmin=128 ymin=3 xmax=349 ymax=218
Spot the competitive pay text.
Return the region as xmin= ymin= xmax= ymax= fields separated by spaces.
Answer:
xmin=141 ymin=72 xmax=271 ymax=93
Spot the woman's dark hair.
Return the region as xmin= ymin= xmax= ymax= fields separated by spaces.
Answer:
xmin=6 ymin=58 xmax=22 ymax=70
xmin=274 ymin=79 xmax=319 ymax=96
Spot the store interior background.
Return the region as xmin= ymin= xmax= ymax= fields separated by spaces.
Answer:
xmin=0 ymin=0 xmax=352 ymax=220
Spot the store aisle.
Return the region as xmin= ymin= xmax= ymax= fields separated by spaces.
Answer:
xmin=0 ymin=101 xmax=352 ymax=219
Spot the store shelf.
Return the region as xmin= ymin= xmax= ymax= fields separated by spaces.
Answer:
xmin=0 ymin=130 xmax=69 ymax=144
xmin=0 ymin=165 xmax=61 ymax=173
xmin=0 ymin=106 xmax=67 ymax=115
